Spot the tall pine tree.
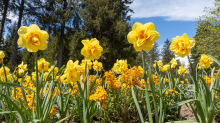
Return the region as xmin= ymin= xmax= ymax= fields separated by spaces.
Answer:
xmin=145 ymin=42 xmax=160 ymax=71
xmin=80 ymin=0 xmax=137 ymax=70
xmin=161 ymin=39 xmax=175 ymax=64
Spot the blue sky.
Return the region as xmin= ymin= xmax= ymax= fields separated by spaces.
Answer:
xmin=129 ymin=17 xmax=197 ymax=47
xmin=128 ymin=0 xmax=215 ymax=66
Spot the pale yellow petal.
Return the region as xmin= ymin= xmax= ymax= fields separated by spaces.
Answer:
xmin=127 ymin=31 xmax=137 ymax=44
xmin=82 ymin=40 xmax=90 ymax=46
xmin=132 ymin=22 xmax=143 ymax=31
xmin=26 ymin=41 xmax=38 ymax=52
xmin=143 ymin=22 xmax=155 ymax=31
xmin=182 ymin=33 xmax=188 ymax=39
xmin=189 ymin=38 xmax=195 ymax=47
xmin=18 ymin=26 xmax=28 ymax=36
xmin=28 ymin=24 xmax=40 ymax=32
xmin=17 ymin=36 xmax=26 ymax=47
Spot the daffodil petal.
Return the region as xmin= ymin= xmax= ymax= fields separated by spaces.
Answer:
xmin=17 ymin=36 xmax=26 ymax=47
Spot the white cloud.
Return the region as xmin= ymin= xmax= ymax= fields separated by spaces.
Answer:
xmin=175 ymin=56 xmax=189 ymax=67
xmin=129 ymin=0 xmax=215 ymax=21
xmin=8 ymin=12 xmax=18 ymax=23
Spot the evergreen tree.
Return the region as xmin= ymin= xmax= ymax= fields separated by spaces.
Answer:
xmin=11 ymin=0 xmax=25 ymax=71
xmin=80 ymin=0 xmax=137 ymax=70
xmin=0 ymin=0 xmax=9 ymax=45
xmin=145 ymin=42 xmax=160 ymax=71
xmin=28 ymin=0 xmax=82 ymax=68
xmin=161 ymin=39 xmax=175 ymax=65
xmin=193 ymin=0 xmax=220 ymax=69
xmin=2 ymin=23 xmax=22 ymax=67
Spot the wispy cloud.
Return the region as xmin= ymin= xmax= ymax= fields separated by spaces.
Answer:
xmin=129 ymin=0 xmax=215 ymax=21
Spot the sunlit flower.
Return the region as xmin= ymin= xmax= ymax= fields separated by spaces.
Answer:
xmin=170 ymin=33 xmax=195 ymax=58
xmin=153 ymin=60 xmax=163 ymax=71
xmin=50 ymin=106 xmax=56 ymax=115
xmin=161 ymin=64 xmax=170 ymax=72
xmin=170 ymin=58 xmax=177 ymax=69
xmin=37 ymin=58 xmax=50 ymax=73
xmin=112 ymin=59 xmax=128 ymax=74
xmin=178 ymin=65 xmax=187 ymax=76
xmin=81 ymin=38 xmax=103 ymax=61
xmin=61 ymin=60 xmax=81 ymax=83
xmin=18 ymin=62 xmax=28 ymax=75
xmin=0 ymin=50 xmax=5 ymax=59
xmin=198 ymin=54 xmax=213 ymax=69
xmin=81 ymin=59 xmax=93 ymax=70
xmin=0 ymin=66 xmax=10 ymax=80
xmin=127 ymin=22 xmax=160 ymax=51
xmin=93 ymin=60 xmax=102 ymax=72
xmin=17 ymin=24 xmax=49 ymax=52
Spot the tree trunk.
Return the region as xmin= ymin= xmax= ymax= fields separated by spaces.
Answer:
xmin=10 ymin=0 xmax=25 ymax=72
xmin=0 ymin=0 xmax=9 ymax=45
xmin=57 ymin=0 xmax=67 ymax=68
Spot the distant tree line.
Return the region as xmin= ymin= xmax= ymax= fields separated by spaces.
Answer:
xmin=0 ymin=0 xmax=187 ymax=72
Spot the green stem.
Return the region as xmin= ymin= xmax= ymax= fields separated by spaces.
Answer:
xmin=142 ymin=51 xmax=153 ymax=123
xmin=34 ymin=52 xmax=41 ymax=119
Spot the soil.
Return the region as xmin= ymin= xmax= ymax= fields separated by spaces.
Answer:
xmin=180 ymin=104 xmax=218 ymax=123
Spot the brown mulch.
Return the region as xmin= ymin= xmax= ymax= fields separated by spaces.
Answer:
xmin=180 ymin=104 xmax=218 ymax=123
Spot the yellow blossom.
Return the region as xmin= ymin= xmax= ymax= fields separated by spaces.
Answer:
xmin=93 ymin=60 xmax=102 ymax=72
xmin=61 ymin=60 xmax=81 ymax=83
xmin=50 ymin=106 xmax=56 ymax=115
xmin=48 ymin=65 xmax=59 ymax=75
xmin=17 ymin=24 xmax=49 ymax=52
xmin=198 ymin=54 xmax=213 ymax=69
xmin=127 ymin=22 xmax=160 ymax=51
xmin=161 ymin=64 xmax=170 ymax=72
xmin=0 ymin=66 xmax=10 ymax=80
xmin=178 ymin=65 xmax=187 ymax=76
xmin=112 ymin=59 xmax=128 ymax=74
xmin=153 ymin=60 xmax=163 ymax=71
xmin=81 ymin=59 xmax=92 ymax=70
xmin=18 ymin=62 xmax=28 ymax=75
xmin=170 ymin=58 xmax=177 ymax=68
xmin=37 ymin=58 xmax=50 ymax=73
xmin=170 ymin=33 xmax=195 ymax=58
xmin=81 ymin=38 xmax=103 ymax=61
xmin=0 ymin=50 xmax=5 ymax=59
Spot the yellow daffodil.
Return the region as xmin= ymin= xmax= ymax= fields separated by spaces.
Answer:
xmin=170 ymin=58 xmax=177 ymax=68
xmin=61 ymin=60 xmax=81 ymax=83
xmin=0 ymin=50 xmax=5 ymax=59
xmin=204 ymin=76 xmax=211 ymax=86
xmin=127 ymin=22 xmax=160 ymax=51
xmin=81 ymin=59 xmax=93 ymax=70
xmin=198 ymin=54 xmax=213 ymax=69
xmin=93 ymin=60 xmax=102 ymax=72
xmin=170 ymin=33 xmax=195 ymax=58
xmin=112 ymin=59 xmax=128 ymax=74
xmin=0 ymin=66 xmax=10 ymax=79
xmin=81 ymin=38 xmax=103 ymax=61
xmin=153 ymin=60 xmax=163 ymax=71
xmin=37 ymin=58 xmax=50 ymax=73
xmin=18 ymin=62 xmax=28 ymax=75
xmin=178 ymin=65 xmax=187 ymax=76
xmin=161 ymin=64 xmax=170 ymax=72
xmin=32 ymin=72 xmax=40 ymax=81
xmin=43 ymin=72 xmax=49 ymax=79
xmin=17 ymin=24 xmax=49 ymax=52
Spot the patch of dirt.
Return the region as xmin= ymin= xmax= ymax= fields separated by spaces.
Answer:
xmin=180 ymin=104 xmax=218 ymax=123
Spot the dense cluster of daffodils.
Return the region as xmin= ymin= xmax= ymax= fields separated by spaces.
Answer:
xmin=0 ymin=22 xmax=218 ymax=123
